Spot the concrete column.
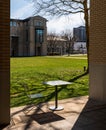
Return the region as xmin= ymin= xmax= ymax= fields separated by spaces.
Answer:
xmin=0 ymin=0 xmax=10 ymax=127
xmin=89 ymin=0 xmax=106 ymax=102
xmin=42 ymin=25 xmax=47 ymax=56
xmin=29 ymin=26 xmax=35 ymax=56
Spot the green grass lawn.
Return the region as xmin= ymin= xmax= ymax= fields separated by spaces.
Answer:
xmin=10 ymin=55 xmax=89 ymax=107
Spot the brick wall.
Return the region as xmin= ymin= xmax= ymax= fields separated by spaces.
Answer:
xmin=89 ymin=0 xmax=106 ymax=63
xmin=89 ymin=0 xmax=106 ymax=102
xmin=0 ymin=0 xmax=10 ymax=126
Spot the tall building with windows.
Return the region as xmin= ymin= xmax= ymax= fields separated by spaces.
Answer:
xmin=73 ymin=26 xmax=86 ymax=42
xmin=10 ymin=15 xmax=47 ymax=56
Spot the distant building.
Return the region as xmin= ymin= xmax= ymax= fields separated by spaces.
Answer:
xmin=73 ymin=26 xmax=87 ymax=54
xmin=73 ymin=26 xmax=86 ymax=42
xmin=47 ymin=36 xmax=67 ymax=55
xmin=10 ymin=16 xmax=47 ymax=56
xmin=47 ymin=35 xmax=87 ymax=55
xmin=73 ymin=42 xmax=87 ymax=54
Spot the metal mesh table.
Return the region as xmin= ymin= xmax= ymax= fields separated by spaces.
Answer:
xmin=43 ymin=80 xmax=72 ymax=111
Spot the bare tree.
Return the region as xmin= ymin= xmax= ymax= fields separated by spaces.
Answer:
xmin=32 ymin=0 xmax=90 ymax=71
xmin=47 ymin=32 xmax=68 ymax=55
xmin=61 ymin=30 xmax=76 ymax=56
xmin=47 ymin=32 xmax=59 ymax=55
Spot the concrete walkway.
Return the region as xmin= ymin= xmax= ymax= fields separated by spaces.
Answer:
xmin=3 ymin=96 xmax=106 ymax=130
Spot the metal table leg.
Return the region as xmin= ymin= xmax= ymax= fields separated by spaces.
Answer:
xmin=49 ymin=85 xmax=64 ymax=111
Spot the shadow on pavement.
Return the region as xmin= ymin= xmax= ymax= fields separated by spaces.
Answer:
xmin=72 ymin=99 xmax=106 ymax=130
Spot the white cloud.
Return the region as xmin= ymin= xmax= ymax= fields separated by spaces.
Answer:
xmin=47 ymin=13 xmax=85 ymax=34
xmin=11 ymin=0 xmax=85 ymax=34
xmin=11 ymin=2 xmax=34 ymax=19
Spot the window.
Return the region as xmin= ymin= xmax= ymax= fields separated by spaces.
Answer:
xmin=35 ymin=29 xmax=44 ymax=43
xmin=26 ymin=30 xmax=28 ymax=42
xmin=13 ymin=21 xmax=17 ymax=26
xmin=10 ymin=21 xmax=12 ymax=26
xmin=36 ymin=21 xmax=43 ymax=26
xmin=10 ymin=21 xmax=17 ymax=26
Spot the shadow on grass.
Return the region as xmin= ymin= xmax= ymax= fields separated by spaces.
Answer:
xmin=68 ymin=71 xmax=88 ymax=82
xmin=11 ymin=71 xmax=88 ymax=107
xmin=11 ymin=84 xmax=71 ymax=108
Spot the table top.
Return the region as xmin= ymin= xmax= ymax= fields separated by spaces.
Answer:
xmin=43 ymin=80 xmax=72 ymax=86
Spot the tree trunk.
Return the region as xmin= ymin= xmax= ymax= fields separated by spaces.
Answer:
xmin=68 ymin=42 xmax=71 ymax=56
xmin=83 ymin=0 xmax=89 ymax=73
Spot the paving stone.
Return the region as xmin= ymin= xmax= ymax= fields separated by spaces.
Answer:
xmin=2 ymin=96 xmax=106 ymax=130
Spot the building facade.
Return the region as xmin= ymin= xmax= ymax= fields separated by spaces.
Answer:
xmin=73 ymin=26 xmax=87 ymax=54
xmin=73 ymin=26 xmax=86 ymax=42
xmin=10 ymin=16 xmax=47 ymax=56
xmin=47 ymin=36 xmax=87 ymax=55
xmin=74 ymin=42 xmax=87 ymax=54
xmin=47 ymin=37 xmax=67 ymax=55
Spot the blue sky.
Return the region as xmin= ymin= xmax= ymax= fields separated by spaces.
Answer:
xmin=10 ymin=0 xmax=84 ymax=34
